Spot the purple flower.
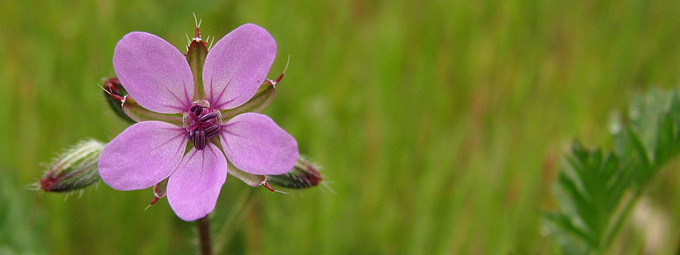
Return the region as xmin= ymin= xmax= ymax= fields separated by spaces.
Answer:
xmin=98 ymin=24 xmax=298 ymax=221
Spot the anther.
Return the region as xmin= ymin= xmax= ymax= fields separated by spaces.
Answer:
xmin=199 ymin=112 xmax=218 ymax=122
xmin=204 ymin=124 xmax=220 ymax=138
xmin=186 ymin=102 xmax=221 ymax=150
xmin=190 ymin=105 xmax=203 ymax=116
xmin=194 ymin=129 xmax=206 ymax=150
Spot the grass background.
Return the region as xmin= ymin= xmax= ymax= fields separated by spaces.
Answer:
xmin=2 ymin=0 xmax=680 ymax=254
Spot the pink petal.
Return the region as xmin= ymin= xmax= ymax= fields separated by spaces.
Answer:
xmin=220 ymin=112 xmax=298 ymax=175
xmin=167 ymin=144 xmax=228 ymax=221
xmin=113 ymin=32 xmax=194 ymax=114
xmin=203 ymin=24 xmax=277 ymax=110
xmin=99 ymin=121 xmax=186 ymax=191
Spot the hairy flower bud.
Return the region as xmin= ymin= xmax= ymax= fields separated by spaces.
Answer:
xmin=39 ymin=140 xmax=105 ymax=192
xmin=267 ymin=156 xmax=322 ymax=189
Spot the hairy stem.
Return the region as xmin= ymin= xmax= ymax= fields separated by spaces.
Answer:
xmin=198 ymin=216 xmax=213 ymax=255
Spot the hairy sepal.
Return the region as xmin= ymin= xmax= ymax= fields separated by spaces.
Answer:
xmin=227 ymin=161 xmax=267 ymax=187
xmin=122 ymin=96 xmax=184 ymax=126
xmin=220 ymin=83 xmax=276 ymax=119
xmin=186 ymin=37 xmax=208 ymax=101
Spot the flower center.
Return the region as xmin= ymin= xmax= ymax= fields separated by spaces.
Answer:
xmin=186 ymin=103 xmax=221 ymax=150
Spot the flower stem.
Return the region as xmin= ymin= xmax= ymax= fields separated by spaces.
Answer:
xmin=197 ymin=215 xmax=213 ymax=255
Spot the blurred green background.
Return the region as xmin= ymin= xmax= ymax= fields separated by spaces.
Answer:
xmin=2 ymin=0 xmax=680 ymax=254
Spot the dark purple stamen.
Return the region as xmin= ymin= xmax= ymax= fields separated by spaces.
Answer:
xmin=190 ymin=105 xmax=201 ymax=115
xmin=204 ymin=124 xmax=220 ymax=138
xmin=199 ymin=112 xmax=218 ymax=122
xmin=186 ymin=103 xmax=221 ymax=150
xmin=194 ymin=129 xmax=206 ymax=150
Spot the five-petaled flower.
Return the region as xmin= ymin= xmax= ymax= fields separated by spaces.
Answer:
xmin=98 ymin=24 xmax=298 ymax=221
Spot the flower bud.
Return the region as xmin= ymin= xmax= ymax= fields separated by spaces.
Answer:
xmin=267 ymin=156 xmax=322 ymax=189
xmin=39 ymin=140 xmax=105 ymax=192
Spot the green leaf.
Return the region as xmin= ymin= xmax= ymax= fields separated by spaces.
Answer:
xmin=542 ymin=212 xmax=592 ymax=255
xmin=544 ymin=88 xmax=680 ymax=254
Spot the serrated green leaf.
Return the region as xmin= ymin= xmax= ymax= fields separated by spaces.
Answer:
xmin=653 ymin=113 xmax=675 ymax=165
xmin=544 ymin=88 xmax=680 ymax=254
xmin=542 ymin=213 xmax=593 ymax=254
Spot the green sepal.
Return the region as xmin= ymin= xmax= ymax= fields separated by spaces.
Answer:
xmin=102 ymin=77 xmax=136 ymax=124
xmin=153 ymin=178 xmax=168 ymax=199
xmin=148 ymin=178 xmax=169 ymax=206
xmin=221 ymin=83 xmax=276 ymax=119
xmin=186 ymin=38 xmax=208 ymax=101
xmin=122 ymin=96 xmax=183 ymax=126
xmin=209 ymin=138 xmax=267 ymax=187
xmin=227 ymin=162 xmax=267 ymax=187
